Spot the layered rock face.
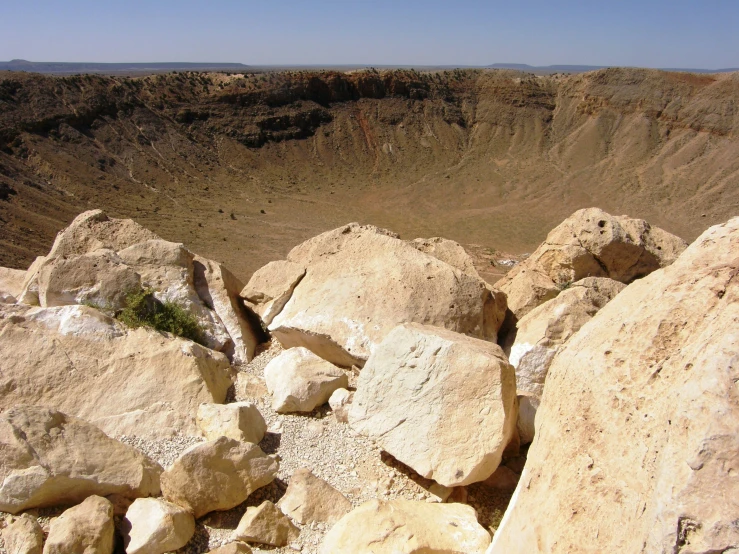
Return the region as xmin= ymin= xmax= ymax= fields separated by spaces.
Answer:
xmin=490 ymin=217 xmax=739 ymax=553
xmin=243 ymin=223 xmax=506 ymax=367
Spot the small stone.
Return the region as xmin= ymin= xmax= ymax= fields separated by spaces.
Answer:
xmin=232 ymin=501 xmax=299 ymax=547
xmin=206 ymin=542 xmax=253 ymax=554
xmin=196 ymin=402 xmax=267 ymax=444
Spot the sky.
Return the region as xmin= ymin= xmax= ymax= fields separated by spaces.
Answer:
xmin=0 ymin=0 xmax=737 ymax=69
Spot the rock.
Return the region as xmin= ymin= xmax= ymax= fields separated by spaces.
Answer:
xmin=206 ymin=542 xmax=252 ymax=554
xmin=410 ymin=237 xmax=482 ymax=278
xmin=349 ymin=323 xmax=517 ymax=487
xmin=489 ymin=217 xmax=739 ymax=553
xmin=0 ymin=304 xmax=234 ymax=438
xmin=328 ymin=388 xmax=352 ymax=423
xmin=319 ymin=499 xmax=491 ymax=554
xmin=42 ymin=496 xmax=114 ymax=554
xmin=0 ymin=266 xmax=25 ymax=303
xmin=482 ymin=466 xmax=519 ymax=490
xmin=495 ymin=207 xmax=687 ymax=320
xmin=427 ymin=483 xmax=453 ymax=503
xmin=0 ymin=406 xmax=162 ymax=514
xmin=196 ymin=402 xmax=267 ymax=444
xmin=123 ymin=498 xmax=195 ymax=554
xmin=193 ymin=256 xmax=260 ymax=365
xmin=232 ymin=501 xmax=299 ymax=547
xmin=240 ymin=260 xmax=306 ymax=326
xmin=264 ymin=347 xmax=349 ymax=413
xmin=516 ymin=394 xmax=539 ymax=445
xmin=277 ymin=468 xmax=352 ymax=525
xmin=17 ymin=256 xmax=47 ymax=306
xmin=160 ymin=437 xmax=279 ymax=518
xmin=259 ymin=223 xmax=504 ymax=367
xmin=2 ymin=513 xmax=44 ymax=554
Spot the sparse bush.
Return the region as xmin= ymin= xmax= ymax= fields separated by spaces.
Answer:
xmin=116 ymin=288 xmax=205 ymax=345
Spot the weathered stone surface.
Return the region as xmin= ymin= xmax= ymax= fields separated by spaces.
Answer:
xmin=240 ymin=260 xmax=306 ymax=326
xmin=17 ymin=256 xmax=47 ymax=306
xmin=262 ymin=223 xmax=504 ymax=367
xmin=0 ymin=304 xmax=234 ymax=438
xmin=516 ymin=395 xmax=539 ymax=446
xmin=496 ymin=207 xmax=687 ymax=320
xmin=206 ymin=542 xmax=252 ymax=554
xmin=319 ymin=499 xmax=491 ymax=554
xmin=2 ymin=513 xmax=44 ymax=554
xmin=328 ymin=388 xmax=352 ymax=423
xmin=160 ymin=437 xmax=279 ymax=519
xmin=232 ymin=501 xmax=299 ymax=547
xmin=196 ymin=402 xmax=267 ymax=444
xmin=277 ymin=468 xmax=352 ymax=525
xmin=349 ymin=323 xmax=517 ymax=487
xmin=0 ymin=406 xmax=162 ymax=514
xmin=489 ymin=217 xmax=739 ymax=553
xmin=42 ymin=496 xmax=114 ymax=554
xmin=264 ymin=347 xmax=349 ymax=413
xmin=0 ymin=266 xmax=25 ymax=303
xmin=410 ymin=237 xmax=481 ymax=278
xmin=124 ymin=498 xmax=195 ymax=554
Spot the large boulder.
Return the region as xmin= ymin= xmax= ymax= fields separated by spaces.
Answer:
xmin=277 ymin=468 xmax=352 ymax=525
xmin=240 ymin=260 xmax=306 ymax=326
xmin=0 ymin=406 xmax=162 ymax=514
xmin=123 ymin=498 xmax=195 ymax=554
xmin=2 ymin=514 xmax=44 ymax=554
xmin=495 ymin=207 xmax=687 ymax=320
xmin=247 ymin=223 xmax=505 ymax=367
xmin=319 ymin=499 xmax=491 ymax=554
xmin=196 ymin=402 xmax=267 ymax=444
xmin=42 ymin=496 xmax=115 ymax=554
xmin=160 ymin=437 xmax=279 ymax=518
xmin=0 ymin=304 xmax=233 ymax=438
xmin=489 ymin=217 xmax=739 ymax=553
xmin=264 ymin=347 xmax=349 ymax=413
xmin=409 ymin=237 xmax=482 ymax=278
xmin=349 ymin=323 xmax=517 ymax=487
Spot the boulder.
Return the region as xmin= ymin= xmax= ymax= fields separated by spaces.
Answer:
xmin=240 ymin=260 xmax=306 ymax=326
xmin=42 ymin=496 xmax=115 ymax=554
xmin=349 ymin=323 xmax=517 ymax=487
xmin=328 ymin=388 xmax=352 ymax=423
xmin=277 ymin=468 xmax=352 ymax=525
xmin=495 ymin=207 xmax=687 ymax=320
xmin=0 ymin=266 xmax=25 ymax=303
xmin=231 ymin=501 xmax=299 ymax=547
xmin=264 ymin=347 xmax=349 ymax=413
xmin=16 ymin=256 xmax=47 ymax=306
xmin=256 ymin=223 xmax=504 ymax=367
xmin=0 ymin=304 xmax=234 ymax=438
xmin=410 ymin=237 xmax=481 ymax=278
xmin=123 ymin=498 xmax=195 ymax=554
xmin=206 ymin=543 xmax=252 ymax=554
xmin=160 ymin=437 xmax=279 ymax=518
xmin=489 ymin=217 xmax=739 ymax=553
xmin=196 ymin=402 xmax=267 ymax=444
xmin=0 ymin=406 xmax=162 ymax=514
xmin=2 ymin=514 xmax=44 ymax=554
xmin=319 ymin=499 xmax=491 ymax=554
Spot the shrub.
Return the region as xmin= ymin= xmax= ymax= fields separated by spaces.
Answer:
xmin=116 ymin=288 xmax=206 ymax=345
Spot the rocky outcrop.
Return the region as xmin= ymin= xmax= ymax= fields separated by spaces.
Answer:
xmin=123 ymin=498 xmax=195 ymax=554
xmin=277 ymin=468 xmax=352 ymax=525
xmin=319 ymin=499 xmax=491 ymax=554
xmin=490 ymin=217 xmax=739 ymax=553
xmin=0 ymin=406 xmax=162 ymax=514
xmin=232 ymin=501 xmax=299 ymax=547
xmin=160 ymin=437 xmax=279 ymax=518
xmin=42 ymin=496 xmax=115 ymax=554
xmin=248 ymin=223 xmax=505 ymax=367
xmin=264 ymin=347 xmax=349 ymax=413
xmin=0 ymin=304 xmax=234 ymax=438
xmin=196 ymin=402 xmax=267 ymax=444
xmin=496 ymin=207 xmax=687 ymax=320
xmin=1 ymin=514 xmax=44 ymax=554
xmin=349 ymin=323 xmax=517 ymax=487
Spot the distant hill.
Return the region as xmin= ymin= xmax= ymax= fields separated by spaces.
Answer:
xmin=0 ymin=59 xmax=249 ymax=74
xmin=489 ymin=62 xmax=739 ymax=74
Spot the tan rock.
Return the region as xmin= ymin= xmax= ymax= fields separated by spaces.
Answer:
xmin=264 ymin=347 xmax=349 ymax=413
xmin=263 ymin=223 xmax=504 ymax=367
xmin=328 ymin=388 xmax=352 ymax=423
xmin=206 ymin=542 xmax=252 ymax=554
xmin=232 ymin=501 xmax=299 ymax=547
xmin=489 ymin=217 xmax=739 ymax=553
xmin=196 ymin=402 xmax=267 ymax=444
xmin=160 ymin=437 xmax=278 ymax=518
xmin=0 ymin=266 xmax=25 ymax=302
xmin=0 ymin=304 xmax=234 ymax=438
xmin=496 ymin=207 xmax=687 ymax=320
xmin=240 ymin=260 xmax=306 ymax=326
xmin=17 ymin=256 xmax=47 ymax=306
xmin=0 ymin=406 xmax=162 ymax=514
xmin=42 ymin=496 xmax=114 ymax=554
xmin=124 ymin=498 xmax=195 ymax=554
xmin=277 ymin=468 xmax=352 ymax=525
xmin=319 ymin=499 xmax=491 ymax=554
xmin=482 ymin=466 xmax=519 ymax=490
xmin=2 ymin=513 xmax=44 ymax=554
xmin=516 ymin=394 xmax=539 ymax=445
xmin=410 ymin=237 xmax=482 ymax=278
xmin=349 ymin=323 xmax=517 ymax=487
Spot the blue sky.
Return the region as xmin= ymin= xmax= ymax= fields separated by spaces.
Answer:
xmin=1 ymin=0 xmax=737 ymax=68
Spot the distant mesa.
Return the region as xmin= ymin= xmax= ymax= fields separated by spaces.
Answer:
xmin=488 ymin=62 xmax=739 ymax=74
